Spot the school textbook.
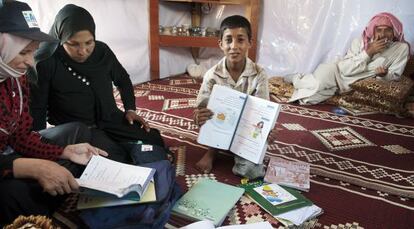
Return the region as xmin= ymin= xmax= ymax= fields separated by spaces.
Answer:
xmin=76 ymin=155 xmax=155 ymax=201
xmin=264 ymin=157 xmax=310 ymax=191
xmin=172 ymin=179 xmax=244 ymax=226
xmin=239 ymin=181 xmax=312 ymax=216
xmin=240 ymin=181 xmax=322 ymax=226
xmin=77 ymin=181 xmax=156 ymax=209
xmin=197 ymin=85 xmax=281 ymax=164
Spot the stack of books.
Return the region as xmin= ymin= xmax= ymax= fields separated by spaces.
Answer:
xmin=239 ymin=181 xmax=322 ymax=226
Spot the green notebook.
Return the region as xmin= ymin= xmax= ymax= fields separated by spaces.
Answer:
xmin=172 ymin=179 xmax=244 ymax=226
xmin=239 ymin=181 xmax=312 ymax=216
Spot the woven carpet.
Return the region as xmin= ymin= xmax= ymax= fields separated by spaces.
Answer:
xmin=118 ymin=75 xmax=414 ymax=229
xmin=54 ymin=75 xmax=414 ymax=229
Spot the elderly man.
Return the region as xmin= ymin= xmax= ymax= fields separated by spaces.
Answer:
xmin=288 ymin=12 xmax=410 ymax=104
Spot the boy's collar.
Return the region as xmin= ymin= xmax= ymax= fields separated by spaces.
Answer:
xmin=214 ymin=57 xmax=258 ymax=79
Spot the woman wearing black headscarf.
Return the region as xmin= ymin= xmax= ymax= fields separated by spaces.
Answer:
xmin=30 ymin=4 xmax=164 ymax=163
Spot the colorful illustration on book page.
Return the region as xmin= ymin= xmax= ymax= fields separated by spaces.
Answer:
xmin=254 ymin=184 xmax=297 ymax=206
xmin=212 ymin=107 xmax=237 ymax=131
xmin=251 ymin=121 xmax=264 ymax=139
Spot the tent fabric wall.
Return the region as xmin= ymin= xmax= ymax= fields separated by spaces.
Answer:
xmin=24 ymin=0 xmax=414 ymax=84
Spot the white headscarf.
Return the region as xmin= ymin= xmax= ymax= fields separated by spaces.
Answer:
xmin=0 ymin=33 xmax=32 ymax=82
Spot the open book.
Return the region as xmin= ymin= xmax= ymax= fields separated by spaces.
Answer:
xmin=77 ymin=181 xmax=156 ymax=209
xmin=76 ymin=155 xmax=155 ymax=200
xmin=197 ymin=85 xmax=281 ymax=164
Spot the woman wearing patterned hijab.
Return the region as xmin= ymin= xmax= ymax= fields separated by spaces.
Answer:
xmin=31 ymin=4 xmax=165 ymax=163
xmin=0 ymin=1 xmax=108 ymax=224
xmin=288 ymin=12 xmax=410 ymax=104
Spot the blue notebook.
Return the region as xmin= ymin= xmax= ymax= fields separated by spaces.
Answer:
xmin=172 ymin=179 xmax=244 ymax=226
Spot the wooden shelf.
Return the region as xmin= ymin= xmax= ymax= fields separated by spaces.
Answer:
xmin=159 ymin=35 xmax=219 ymax=47
xmin=149 ymin=0 xmax=260 ymax=80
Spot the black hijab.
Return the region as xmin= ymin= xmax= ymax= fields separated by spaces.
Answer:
xmin=35 ymin=4 xmax=129 ymax=122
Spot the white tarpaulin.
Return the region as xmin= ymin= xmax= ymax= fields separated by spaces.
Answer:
xmin=24 ymin=0 xmax=413 ymax=84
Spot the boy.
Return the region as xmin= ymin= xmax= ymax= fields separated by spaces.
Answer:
xmin=193 ymin=15 xmax=270 ymax=179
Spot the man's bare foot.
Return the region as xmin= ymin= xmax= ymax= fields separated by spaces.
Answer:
xmin=195 ymin=148 xmax=216 ymax=173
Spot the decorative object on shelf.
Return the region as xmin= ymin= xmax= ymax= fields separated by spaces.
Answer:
xmin=189 ymin=26 xmax=202 ymax=36
xmin=162 ymin=26 xmax=172 ymax=35
xmin=171 ymin=26 xmax=178 ymax=36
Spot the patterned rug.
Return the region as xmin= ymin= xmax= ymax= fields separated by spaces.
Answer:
xmin=115 ymin=75 xmax=414 ymax=228
xmin=53 ymin=75 xmax=413 ymax=228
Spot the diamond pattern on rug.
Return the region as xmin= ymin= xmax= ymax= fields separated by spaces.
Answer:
xmin=282 ymin=123 xmax=307 ymax=131
xmin=382 ymin=145 xmax=412 ymax=155
xmin=324 ymin=222 xmax=364 ymax=229
xmin=232 ymin=195 xmax=279 ymax=227
xmin=311 ymin=126 xmax=375 ymax=151
xmin=184 ymin=174 xmax=216 ymax=189
xmin=170 ymin=146 xmax=186 ymax=176
xmin=163 ymin=98 xmax=196 ymax=111
xmin=134 ymin=90 xmax=150 ymax=97
xmin=169 ymin=79 xmax=197 ymax=85
xmin=148 ymin=95 xmax=164 ymax=100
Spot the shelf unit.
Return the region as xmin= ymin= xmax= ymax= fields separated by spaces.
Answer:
xmin=149 ymin=0 xmax=260 ymax=80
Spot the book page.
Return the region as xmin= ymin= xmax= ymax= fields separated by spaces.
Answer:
xmin=76 ymin=155 xmax=155 ymax=198
xmin=230 ymin=96 xmax=281 ymax=164
xmin=197 ymin=85 xmax=247 ymax=150
xmin=181 ymin=220 xmax=215 ymax=229
xmin=217 ymin=221 xmax=273 ymax=229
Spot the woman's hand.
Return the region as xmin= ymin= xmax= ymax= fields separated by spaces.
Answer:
xmin=193 ymin=108 xmax=214 ymax=126
xmin=61 ymin=143 xmax=108 ymax=165
xmin=13 ymin=158 xmax=79 ymax=196
xmin=125 ymin=110 xmax=150 ymax=132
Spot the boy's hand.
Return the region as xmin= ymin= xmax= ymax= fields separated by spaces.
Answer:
xmin=193 ymin=108 xmax=214 ymax=126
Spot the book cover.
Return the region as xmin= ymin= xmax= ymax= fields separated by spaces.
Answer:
xmin=239 ymin=181 xmax=312 ymax=216
xmin=264 ymin=157 xmax=310 ymax=191
xmin=197 ymin=85 xmax=281 ymax=164
xmin=77 ymin=181 xmax=156 ymax=209
xmin=253 ymin=183 xmax=297 ymax=206
xmin=76 ymin=155 xmax=155 ymax=200
xmin=172 ymin=179 xmax=244 ymax=226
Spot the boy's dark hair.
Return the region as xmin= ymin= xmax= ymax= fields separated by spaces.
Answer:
xmin=219 ymin=15 xmax=252 ymax=41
